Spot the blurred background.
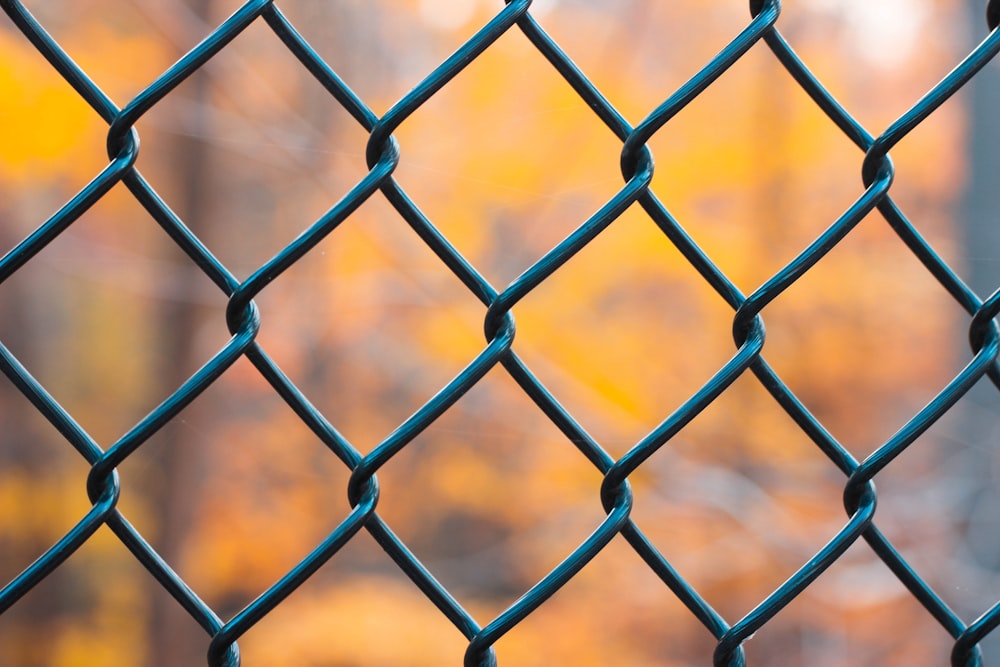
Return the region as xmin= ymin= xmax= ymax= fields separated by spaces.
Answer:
xmin=1 ymin=0 xmax=1000 ymax=664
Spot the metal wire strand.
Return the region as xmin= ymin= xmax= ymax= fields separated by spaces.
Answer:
xmin=0 ymin=0 xmax=998 ymax=665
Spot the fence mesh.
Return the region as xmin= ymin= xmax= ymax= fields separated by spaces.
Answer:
xmin=3 ymin=0 xmax=1000 ymax=665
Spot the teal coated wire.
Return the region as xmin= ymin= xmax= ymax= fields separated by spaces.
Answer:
xmin=1 ymin=1 xmax=1000 ymax=665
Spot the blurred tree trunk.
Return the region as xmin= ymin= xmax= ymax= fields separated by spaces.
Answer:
xmin=957 ymin=0 xmax=1000 ymax=659
xmin=962 ymin=5 xmax=1000 ymax=299
xmin=0 ymin=218 xmax=65 ymax=666
xmin=146 ymin=0 xmax=213 ymax=664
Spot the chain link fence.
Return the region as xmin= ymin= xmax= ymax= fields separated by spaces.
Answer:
xmin=2 ymin=0 xmax=1000 ymax=665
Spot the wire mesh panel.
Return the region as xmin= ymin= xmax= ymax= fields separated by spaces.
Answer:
xmin=2 ymin=0 xmax=1000 ymax=665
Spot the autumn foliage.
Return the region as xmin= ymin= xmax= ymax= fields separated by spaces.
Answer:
xmin=0 ymin=0 xmax=984 ymax=665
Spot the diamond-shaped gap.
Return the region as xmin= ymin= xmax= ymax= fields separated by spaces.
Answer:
xmin=368 ymin=367 xmax=608 ymax=613
xmin=858 ymin=393 xmax=1000 ymax=660
xmin=0 ymin=184 xmax=232 ymax=446
xmin=937 ymin=383 xmax=1000 ymax=613
xmin=0 ymin=22 xmax=116 ymax=236
xmin=264 ymin=1 xmax=421 ymax=109
xmin=6 ymin=0 xmax=175 ymax=106
xmin=791 ymin=0 xmax=968 ymax=131
xmin=509 ymin=203 xmax=738 ymax=460
xmin=623 ymin=371 xmax=851 ymax=624
xmin=278 ymin=0 xmax=548 ymax=111
xmin=246 ymin=193 xmax=490 ymax=449
xmin=0 ymin=368 xmax=97 ymax=611
xmin=538 ymin=1 xmax=758 ymax=124
xmin=0 ymin=521 xmax=159 ymax=666
xmin=386 ymin=21 xmax=627 ymax=288
xmin=0 ymin=450 xmax=93 ymax=558
xmin=236 ymin=544 xmax=469 ymax=666
xmin=735 ymin=539 xmax=956 ymax=665
xmin=113 ymin=353 xmax=356 ymax=628
xmin=490 ymin=537 xmax=720 ymax=666
xmin=757 ymin=205 xmax=968 ymax=458
xmin=642 ymin=42 xmax=864 ymax=298
xmin=137 ymin=13 xmax=375 ymax=280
